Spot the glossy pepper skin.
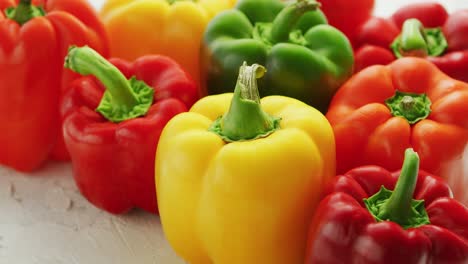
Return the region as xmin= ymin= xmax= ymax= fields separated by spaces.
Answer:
xmin=305 ymin=149 xmax=468 ymax=264
xmin=156 ymin=63 xmax=335 ymax=263
xmin=202 ymin=0 xmax=354 ymax=113
xmin=354 ymin=2 xmax=468 ymax=82
xmin=62 ymin=46 xmax=197 ymax=214
xmin=317 ymin=0 xmax=374 ymax=46
xmin=326 ymin=58 xmax=468 ymax=205
xmin=0 ymin=0 xmax=108 ymax=171
xmin=100 ymin=0 xmax=235 ymax=94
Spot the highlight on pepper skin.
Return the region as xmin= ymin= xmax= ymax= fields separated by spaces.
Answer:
xmin=156 ymin=61 xmax=336 ymax=264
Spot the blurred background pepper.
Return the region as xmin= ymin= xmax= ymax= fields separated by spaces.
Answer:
xmin=100 ymin=0 xmax=236 ymax=95
xmin=354 ymin=2 xmax=468 ymax=83
xmin=0 ymin=0 xmax=108 ymax=171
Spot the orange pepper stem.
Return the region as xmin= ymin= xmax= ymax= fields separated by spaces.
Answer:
xmin=385 ymin=90 xmax=431 ymax=124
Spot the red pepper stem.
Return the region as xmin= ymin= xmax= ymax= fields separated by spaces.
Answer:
xmin=6 ymin=0 xmax=45 ymax=25
xmin=399 ymin=19 xmax=428 ymax=57
xmin=268 ymin=0 xmax=320 ymax=44
xmin=65 ymin=46 xmax=139 ymax=109
xmin=377 ymin=148 xmax=420 ymax=224
xmin=391 ymin=18 xmax=448 ymax=58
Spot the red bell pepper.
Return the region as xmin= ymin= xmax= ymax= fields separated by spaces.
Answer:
xmin=318 ymin=0 xmax=374 ymax=46
xmin=61 ymin=46 xmax=198 ymax=214
xmin=305 ymin=148 xmax=468 ymax=264
xmin=0 ymin=0 xmax=108 ymax=171
xmin=354 ymin=2 xmax=468 ymax=83
xmin=326 ymin=58 xmax=468 ymax=205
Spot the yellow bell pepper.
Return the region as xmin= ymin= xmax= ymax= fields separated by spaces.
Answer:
xmin=100 ymin=0 xmax=236 ymax=95
xmin=155 ymin=62 xmax=336 ymax=264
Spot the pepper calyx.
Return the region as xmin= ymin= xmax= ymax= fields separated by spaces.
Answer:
xmin=64 ymin=46 xmax=154 ymax=123
xmin=364 ymin=148 xmax=431 ymax=229
xmin=391 ymin=18 xmax=447 ymax=58
xmin=385 ymin=90 xmax=431 ymax=124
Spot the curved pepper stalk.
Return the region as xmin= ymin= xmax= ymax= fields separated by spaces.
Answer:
xmin=209 ymin=62 xmax=281 ymax=142
xmin=65 ymin=46 xmax=154 ymax=123
xmin=364 ymin=148 xmax=431 ymax=229
xmin=267 ymin=0 xmax=320 ymax=44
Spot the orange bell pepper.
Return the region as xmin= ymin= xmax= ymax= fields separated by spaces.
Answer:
xmin=326 ymin=58 xmax=468 ymax=205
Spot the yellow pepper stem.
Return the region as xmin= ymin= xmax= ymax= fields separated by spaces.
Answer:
xmin=209 ymin=62 xmax=281 ymax=142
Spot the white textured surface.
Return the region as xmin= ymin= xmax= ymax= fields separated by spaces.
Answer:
xmin=0 ymin=163 xmax=183 ymax=264
xmin=1 ymin=1 xmax=467 ymax=264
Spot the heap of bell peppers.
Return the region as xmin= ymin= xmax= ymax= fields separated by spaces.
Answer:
xmin=354 ymin=2 xmax=468 ymax=82
xmin=0 ymin=0 xmax=466 ymax=263
xmin=0 ymin=0 xmax=108 ymax=171
xmin=62 ymin=46 xmax=198 ymax=214
xmin=327 ymin=57 xmax=468 ymax=205
xmin=202 ymin=0 xmax=354 ymax=113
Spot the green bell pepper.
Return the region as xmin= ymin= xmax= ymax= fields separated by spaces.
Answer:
xmin=202 ymin=0 xmax=354 ymax=112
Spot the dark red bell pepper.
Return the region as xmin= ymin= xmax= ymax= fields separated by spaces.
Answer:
xmin=0 ymin=0 xmax=108 ymax=171
xmin=354 ymin=2 xmax=468 ymax=83
xmin=61 ymin=46 xmax=198 ymax=214
xmin=305 ymin=148 xmax=468 ymax=264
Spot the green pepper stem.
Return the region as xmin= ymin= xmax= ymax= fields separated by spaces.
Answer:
xmin=65 ymin=46 xmax=155 ymax=123
xmin=400 ymin=19 xmax=428 ymax=57
xmin=268 ymin=0 xmax=320 ymax=44
xmin=65 ymin=46 xmax=139 ymax=109
xmin=209 ymin=62 xmax=280 ymax=142
xmin=377 ymin=149 xmax=420 ymax=225
xmin=391 ymin=18 xmax=448 ymax=58
xmin=5 ymin=0 xmax=45 ymax=25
